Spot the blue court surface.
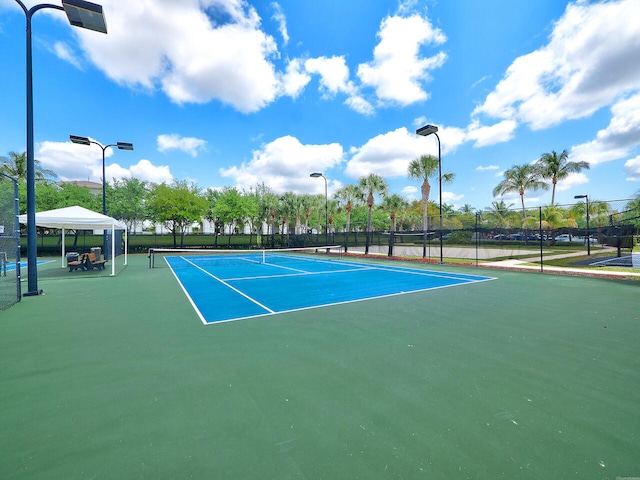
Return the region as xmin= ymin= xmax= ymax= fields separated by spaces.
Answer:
xmin=165 ymin=252 xmax=496 ymax=325
xmin=2 ymin=259 xmax=53 ymax=272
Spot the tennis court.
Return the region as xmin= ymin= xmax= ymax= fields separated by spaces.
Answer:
xmin=155 ymin=247 xmax=495 ymax=324
xmin=1 ymin=254 xmax=639 ymax=479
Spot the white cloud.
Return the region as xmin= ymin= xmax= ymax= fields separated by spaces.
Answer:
xmin=555 ymin=172 xmax=589 ymax=192
xmin=38 ymin=140 xmax=103 ymax=181
xmin=476 ymin=165 xmax=500 ymax=171
xmin=51 ymin=41 xmax=83 ymax=70
xmin=305 ymin=56 xmax=354 ymax=97
xmin=624 ymin=156 xmax=640 ymax=181
xmin=219 ymin=135 xmax=344 ymax=194
xmin=346 ymin=127 xmax=428 ymax=179
xmin=37 ymin=140 xmax=173 ymax=185
xmin=280 ymin=58 xmax=311 ymax=98
xmin=129 ymin=159 xmax=174 ymax=184
xmin=157 ymin=134 xmax=207 ymax=157
xmin=271 ymin=2 xmax=289 ymax=46
xmin=345 ymin=95 xmax=375 ymax=116
xmin=570 ymin=92 xmax=640 ymax=166
xmin=442 ymin=191 xmax=463 ymax=204
xmin=71 ymin=0 xmax=282 ymax=113
xmin=466 ymin=119 xmax=518 ymax=147
xmin=473 ymin=0 xmax=640 ymax=130
xmin=357 ymin=14 xmax=447 ymax=106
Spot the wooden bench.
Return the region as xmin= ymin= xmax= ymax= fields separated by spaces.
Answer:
xmin=68 ymin=255 xmax=85 ymax=272
xmin=68 ymin=253 xmax=107 ymax=272
xmin=86 ymin=253 xmax=107 ymax=270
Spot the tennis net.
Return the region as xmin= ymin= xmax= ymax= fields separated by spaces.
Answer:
xmin=148 ymin=245 xmax=344 ymax=269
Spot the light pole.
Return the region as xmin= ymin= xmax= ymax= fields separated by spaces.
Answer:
xmin=574 ymin=194 xmax=590 ymax=255
xmin=15 ymin=0 xmax=107 ymax=296
xmin=70 ymin=135 xmax=133 ymax=259
xmin=416 ymin=124 xmax=443 ymax=264
xmin=310 ymin=173 xmax=328 ymax=245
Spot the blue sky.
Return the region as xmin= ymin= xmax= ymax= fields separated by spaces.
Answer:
xmin=1 ymin=0 xmax=639 ymax=211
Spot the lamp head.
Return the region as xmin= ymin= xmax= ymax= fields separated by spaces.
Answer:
xmin=69 ymin=135 xmax=91 ymax=145
xmin=117 ymin=142 xmax=134 ymax=151
xmin=310 ymin=172 xmax=323 ymax=178
xmin=62 ymin=0 xmax=108 ymax=34
xmin=574 ymin=195 xmax=587 ymax=199
xmin=416 ymin=124 xmax=438 ymax=137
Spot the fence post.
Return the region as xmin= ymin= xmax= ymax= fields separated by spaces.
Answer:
xmin=539 ymin=206 xmax=544 ymax=273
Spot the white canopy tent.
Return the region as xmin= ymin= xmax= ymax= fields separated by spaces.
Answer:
xmin=19 ymin=206 xmax=127 ymax=276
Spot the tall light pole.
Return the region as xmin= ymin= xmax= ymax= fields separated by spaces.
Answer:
xmin=15 ymin=0 xmax=108 ymax=296
xmin=69 ymin=136 xmax=133 ymax=216
xmin=70 ymin=136 xmax=133 ymax=259
xmin=574 ymin=194 xmax=591 ymax=255
xmin=416 ymin=124 xmax=443 ymax=264
xmin=310 ymin=173 xmax=328 ymax=245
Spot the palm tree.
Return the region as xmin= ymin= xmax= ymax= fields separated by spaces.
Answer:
xmin=357 ymin=173 xmax=388 ymax=233
xmin=334 ymin=184 xmax=360 ymax=234
xmin=485 ymin=200 xmax=515 ymax=229
xmin=407 ymin=154 xmax=455 ymax=233
xmin=626 ymin=191 xmax=640 ymax=218
xmin=0 ymin=151 xmax=57 ymax=183
xmin=535 ymin=149 xmax=590 ymax=205
xmin=381 ymin=193 xmax=409 ymax=232
xmin=357 ymin=173 xmax=387 ymax=254
xmin=493 ymin=164 xmax=548 ymax=221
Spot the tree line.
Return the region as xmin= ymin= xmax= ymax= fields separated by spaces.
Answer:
xmin=1 ymin=150 xmax=639 ymax=246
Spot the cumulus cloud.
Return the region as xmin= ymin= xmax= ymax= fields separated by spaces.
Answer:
xmin=473 ymin=0 xmax=640 ymax=130
xmin=280 ymin=58 xmax=311 ymax=98
xmin=346 ymin=128 xmax=427 ymax=179
xmin=157 ymin=134 xmax=207 ymax=157
xmin=129 ymin=159 xmax=174 ymax=184
xmin=45 ymin=0 xmax=449 ymax=116
xmin=466 ymin=119 xmax=518 ymax=147
xmin=357 ymin=14 xmax=447 ymax=106
xmin=219 ymin=135 xmax=344 ymax=194
xmin=624 ymin=156 xmax=640 ymax=182
xmin=38 ymin=140 xmax=104 ymax=182
xmin=305 ymin=56 xmax=354 ymax=97
xmin=37 ymin=140 xmax=173 ymax=185
xmin=70 ymin=0 xmax=281 ymax=113
xmin=570 ymin=92 xmax=640 ymax=166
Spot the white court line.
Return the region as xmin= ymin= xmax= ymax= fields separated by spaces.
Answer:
xmin=203 ymin=275 xmax=496 ymax=325
xmin=179 ymin=256 xmax=275 ymax=314
xmin=223 ymin=266 xmax=374 ymax=282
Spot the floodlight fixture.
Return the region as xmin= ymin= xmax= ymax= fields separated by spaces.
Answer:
xmin=416 ymin=124 xmax=439 ymax=137
xmin=70 ymin=134 xmax=91 ymax=145
xmin=62 ymin=0 xmax=107 ymax=34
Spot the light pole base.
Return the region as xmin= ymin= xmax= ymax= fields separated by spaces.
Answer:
xmin=23 ymin=289 xmax=43 ymax=297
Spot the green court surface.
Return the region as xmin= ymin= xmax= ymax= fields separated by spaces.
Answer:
xmin=1 ymin=254 xmax=638 ymax=479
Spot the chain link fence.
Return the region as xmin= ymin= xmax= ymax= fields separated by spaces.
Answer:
xmin=0 ymin=174 xmax=21 ymax=309
xmin=376 ymin=198 xmax=639 ymax=270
